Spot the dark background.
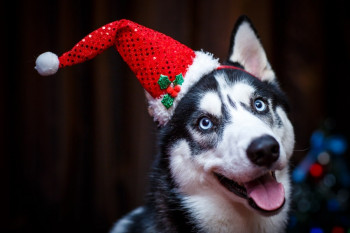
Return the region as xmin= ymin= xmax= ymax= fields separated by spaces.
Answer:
xmin=1 ymin=0 xmax=350 ymax=232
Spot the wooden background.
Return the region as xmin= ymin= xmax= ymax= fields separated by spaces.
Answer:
xmin=1 ymin=0 xmax=349 ymax=232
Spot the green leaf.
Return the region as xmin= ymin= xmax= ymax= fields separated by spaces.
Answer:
xmin=174 ymin=73 xmax=184 ymax=86
xmin=161 ymin=94 xmax=174 ymax=109
xmin=158 ymin=74 xmax=171 ymax=90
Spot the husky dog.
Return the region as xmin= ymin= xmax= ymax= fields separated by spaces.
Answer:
xmin=34 ymin=10 xmax=295 ymax=233
xmin=108 ymin=15 xmax=295 ymax=233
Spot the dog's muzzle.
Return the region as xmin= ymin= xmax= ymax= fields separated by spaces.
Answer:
xmin=215 ymin=134 xmax=285 ymax=215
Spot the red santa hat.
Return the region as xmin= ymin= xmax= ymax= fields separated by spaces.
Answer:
xmin=35 ymin=19 xmax=220 ymax=125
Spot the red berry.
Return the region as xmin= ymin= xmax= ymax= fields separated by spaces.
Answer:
xmin=170 ymin=91 xmax=178 ymax=98
xmin=166 ymin=86 xmax=174 ymax=93
xmin=174 ymin=85 xmax=181 ymax=93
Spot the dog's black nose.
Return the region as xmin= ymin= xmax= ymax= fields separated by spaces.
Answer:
xmin=247 ymin=135 xmax=280 ymax=167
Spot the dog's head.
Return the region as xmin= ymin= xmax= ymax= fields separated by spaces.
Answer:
xmin=161 ymin=16 xmax=295 ymax=217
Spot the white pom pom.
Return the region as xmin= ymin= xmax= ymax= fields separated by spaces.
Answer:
xmin=35 ymin=52 xmax=59 ymax=76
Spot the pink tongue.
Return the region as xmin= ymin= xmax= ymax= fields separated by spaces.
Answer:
xmin=244 ymin=173 xmax=285 ymax=211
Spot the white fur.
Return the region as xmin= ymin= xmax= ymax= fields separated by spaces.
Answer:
xmin=273 ymin=107 xmax=295 ymax=158
xmin=147 ymin=51 xmax=220 ymax=126
xmin=199 ymin=92 xmax=222 ymax=117
xmin=228 ymin=82 xmax=255 ymax=106
xmin=35 ymin=51 xmax=60 ymax=76
xmin=229 ymin=21 xmax=275 ymax=82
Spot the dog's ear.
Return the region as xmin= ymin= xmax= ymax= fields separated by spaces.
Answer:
xmin=228 ymin=16 xmax=276 ymax=83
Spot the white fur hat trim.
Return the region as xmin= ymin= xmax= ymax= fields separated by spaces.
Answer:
xmin=147 ymin=51 xmax=220 ymax=126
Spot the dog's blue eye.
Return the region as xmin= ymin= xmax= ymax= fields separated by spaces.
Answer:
xmin=254 ymin=99 xmax=267 ymax=112
xmin=199 ymin=117 xmax=213 ymax=130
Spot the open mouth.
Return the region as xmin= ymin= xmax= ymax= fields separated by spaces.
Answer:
xmin=214 ymin=171 xmax=285 ymax=215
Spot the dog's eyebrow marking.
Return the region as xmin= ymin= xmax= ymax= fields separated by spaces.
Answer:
xmin=229 ymin=82 xmax=254 ymax=106
xmin=240 ymin=102 xmax=250 ymax=111
xmin=274 ymin=110 xmax=283 ymax=128
xmin=227 ymin=95 xmax=237 ymax=109
xmin=199 ymin=91 xmax=222 ymax=117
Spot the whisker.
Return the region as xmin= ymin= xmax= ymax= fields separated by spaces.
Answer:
xmin=293 ymin=147 xmax=310 ymax=152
